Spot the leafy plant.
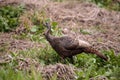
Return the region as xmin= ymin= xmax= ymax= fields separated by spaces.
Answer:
xmin=0 ymin=67 xmax=43 ymax=80
xmin=0 ymin=3 xmax=120 ymax=80
xmin=75 ymin=50 xmax=120 ymax=79
xmin=90 ymin=0 xmax=120 ymax=11
xmin=0 ymin=5 xmax=24 ymax=32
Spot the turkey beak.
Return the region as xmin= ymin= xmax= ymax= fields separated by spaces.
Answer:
xmin=43 ymin=22 xmax=51 ymax=30
xmin=43 ymin=22 xmax=48 ymax=28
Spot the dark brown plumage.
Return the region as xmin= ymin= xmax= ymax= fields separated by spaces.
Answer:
xmin=43 ymin=22 xmax=108 ymax=62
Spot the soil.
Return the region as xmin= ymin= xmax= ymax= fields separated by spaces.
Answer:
xmin=0 ymin=0 xmax=119 ymax=79
xmin=46 ymin=1 xmax=120 ymax=54
xmin=0 ymin=0 xmax=120 ymax=54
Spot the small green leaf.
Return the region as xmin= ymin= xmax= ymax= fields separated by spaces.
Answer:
xmin=52 ymin=22 xmax=58 ymax=29
xmin=45 ymin=18 xmax=51 ymax=23
xmin=80 ymin=29 xmax=91 ymax=35
xmin=30 ymin=26 xmax=38 ymax=32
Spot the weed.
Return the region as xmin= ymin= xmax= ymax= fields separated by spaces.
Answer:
xmin=75 ymin=50 xmax=120 ymax=79
xmin=0 ymin=5 xmax=24 ymax=32
xmin=80 ymin=29 xmax=91 ymax=35
xmin=89 ymin=0 xmax=120 ymax=11
xmin=0 ymin=1 xmax=120 ymax=80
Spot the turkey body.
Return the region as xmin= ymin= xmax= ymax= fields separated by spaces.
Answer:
xmin=44 ymin=22 xmax=108 ymax=61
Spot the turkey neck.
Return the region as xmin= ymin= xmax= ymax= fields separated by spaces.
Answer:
xmin=44 ymin=27 xmax=54 ymax=43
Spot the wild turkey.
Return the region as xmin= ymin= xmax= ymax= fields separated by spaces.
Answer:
xmin=43 ymin=22 xmax=108 ymax=62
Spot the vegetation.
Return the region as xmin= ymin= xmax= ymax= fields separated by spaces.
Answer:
xmin=90 ymin=0 xmax=120 ymax=11
xmin=0 ymin=0 xmax=120 ymax=80
xmin=0 ymin=5 xmax=24 ymax=32
xmin=0 ymin=45 xmax=120 ymax=80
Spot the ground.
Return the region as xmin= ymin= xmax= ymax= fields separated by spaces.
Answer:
xmin=0 ymin=0 xmax=120 ymax=54
xmin=0 ymin=0 xmax=120 ymax=80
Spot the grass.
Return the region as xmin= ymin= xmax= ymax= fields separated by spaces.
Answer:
xmin=0 ymin=1 xmax=120 ymax=80
xmin=89 ymin=0 xmax=120 ymax=11
xmin=0 ymin=67 xmax=43 ymax=80
xmin=0 ymin=45 xmax=120 ymax=80
xmin=0 ymin=5 xmax=24 ymax=32
xmin=75 ymin=50 xmax=120 ymax=80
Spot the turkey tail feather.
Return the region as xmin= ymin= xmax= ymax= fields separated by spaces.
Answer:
xmin=84 ymin=47 xmax=108 ymax=61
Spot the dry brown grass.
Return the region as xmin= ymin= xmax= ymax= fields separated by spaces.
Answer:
xmin=46 ymin=1 xmax=120 ymax=53
xmin=0 ymin=0 xmax=120 ymax=53
xmin=0 ymin=1 xmax=120 ymax=79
